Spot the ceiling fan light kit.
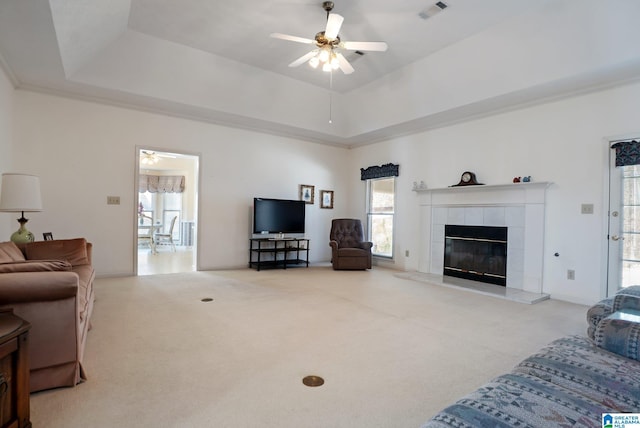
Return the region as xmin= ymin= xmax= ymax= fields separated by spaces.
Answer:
xmin=270 ymin=1 xmax=387 ymax=76
xmin=140 ymin=151 xmax=160 ymax=165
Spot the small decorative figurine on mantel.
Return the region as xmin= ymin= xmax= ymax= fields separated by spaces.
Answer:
xmin=412 ymin=181 xmax=427 ymax=191
xmin=513 ymin=177 xmax=521 ymax=183
xmin=522 ymin=176 xmax=531 ymax=182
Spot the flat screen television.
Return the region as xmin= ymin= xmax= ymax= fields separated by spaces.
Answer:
xmin=253 ymin=198 xmax=306 ymax=234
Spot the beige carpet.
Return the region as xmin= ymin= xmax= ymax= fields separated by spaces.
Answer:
xmin=30 ymin=266 xmax=589 ymax=427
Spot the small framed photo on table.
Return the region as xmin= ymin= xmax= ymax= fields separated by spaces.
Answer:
xmin=300 ymin=184 xmax=315 ymax=204
xmin=43 ymin=232 xmax=53 ymax=241
xmin=320 ymin=190 xmax=334 ymax=209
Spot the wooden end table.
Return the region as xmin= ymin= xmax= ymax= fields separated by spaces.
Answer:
xmin=0 ymin=309 xmax=31 ymax=428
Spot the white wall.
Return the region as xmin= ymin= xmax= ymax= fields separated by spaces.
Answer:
xmin=9 ymin=76 xmax=640 ymax=304
xmin=0 ymin=65 xmax=15 ymax=239
xmin=350 ymin=81 xmax=640 ymax=305
xmin=72 ymin=30 xmax=349 ymax=138
xmin=12 ymin=91 xmax=350 ymax=276
xmin=344 ymin=0 xmax=640 ymax=137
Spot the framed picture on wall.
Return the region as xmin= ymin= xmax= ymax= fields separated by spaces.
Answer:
xmin=320 ymin=190 xmax=334 ymax=209
xmin=300 ymin=184 xmax=315 ymax=204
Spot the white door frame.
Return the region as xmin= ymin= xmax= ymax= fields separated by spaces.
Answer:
xmin=604 ymin=133 xmax=640 ymax=297
xmin=134 ymin=146 xmax=201 ymax=275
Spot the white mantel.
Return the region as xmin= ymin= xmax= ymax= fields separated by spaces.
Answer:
xmin=416 ymin=182 xmax=552 ymax=294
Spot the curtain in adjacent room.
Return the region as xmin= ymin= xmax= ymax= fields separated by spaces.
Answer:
xmin=138 ymin=175 xmax=185 ymax=193
xmin=611 ymin=140 xmax=640 ymax=167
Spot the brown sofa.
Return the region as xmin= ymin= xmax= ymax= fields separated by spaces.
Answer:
xmin=0 ymin=238 xmax=95 ymax=392
xmin=329 ymin=218 xmax=373 ymax=270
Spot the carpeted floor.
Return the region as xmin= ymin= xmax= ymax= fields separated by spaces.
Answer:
xmin=30 ymin=266 xmax=589 ymax=427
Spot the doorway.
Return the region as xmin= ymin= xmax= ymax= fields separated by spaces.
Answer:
xmin=607 ymin=136 xmax=640 ymax=296
xmin=135 ymin=148 xmax=199 ymax=275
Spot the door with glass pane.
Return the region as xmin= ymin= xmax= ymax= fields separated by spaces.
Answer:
xmin=608 ymin=140 xmax=640 ymax=296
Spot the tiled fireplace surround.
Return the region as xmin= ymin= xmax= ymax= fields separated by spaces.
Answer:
xmin=416 ymin=182 xmax=551 ymax=296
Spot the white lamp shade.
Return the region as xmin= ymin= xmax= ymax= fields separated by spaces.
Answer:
xmin=0 ymin=173 xmax=43 ymax=212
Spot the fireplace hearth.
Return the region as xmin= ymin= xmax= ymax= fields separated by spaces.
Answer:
xmin=444 ymin=225 xmax=507 ymax=286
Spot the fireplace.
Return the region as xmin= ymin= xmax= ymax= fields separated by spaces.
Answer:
xmin=416 ymin=182 xmax=551 ymax=294
xmin=443 ymin=225 xmax=507 ymax=286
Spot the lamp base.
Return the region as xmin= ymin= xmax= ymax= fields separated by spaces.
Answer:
xmin=10 ymin=228 xmax=34 ymax=243
xmin=10 ymin=217 xmax=34 ymax=244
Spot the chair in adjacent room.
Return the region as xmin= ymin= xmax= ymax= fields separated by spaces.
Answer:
xmin=138 ymin=215 xmax=157 ymax=254
xmin=154 ymin=215 xmax=178 ymax=252
xmin=329 ymin=218 xmax=373 ymax=270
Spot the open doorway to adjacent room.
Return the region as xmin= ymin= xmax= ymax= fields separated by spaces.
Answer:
xmin=135 ymin=148 xmax=199 ymax=275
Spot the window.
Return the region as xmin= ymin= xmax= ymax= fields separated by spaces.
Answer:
xmin=621 ymin=164 xmax=640 ymax=286
xmin=138 ymin=192 xmax=154 ymax=223
xmin=366 ymin=177 xmax=395 ymax=258
xmin=162 ymin=193 xmax=182 ymax=240
xmin=139 ymin=191 xmax=182 ymax=240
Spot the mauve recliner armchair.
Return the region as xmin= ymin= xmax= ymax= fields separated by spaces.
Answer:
xmin=329 ymin=218 xmax=373 ymax=270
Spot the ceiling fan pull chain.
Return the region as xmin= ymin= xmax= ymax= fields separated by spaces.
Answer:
xmin=329 ymin=70 xmax=333 ymax=124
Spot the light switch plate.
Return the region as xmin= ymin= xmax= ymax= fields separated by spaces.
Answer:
xmin=107 ymin=196 xmax=120 ymax=205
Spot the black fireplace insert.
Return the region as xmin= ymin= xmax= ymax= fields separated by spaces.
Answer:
xmin=443 ymin=225 xmax=507 ymax=286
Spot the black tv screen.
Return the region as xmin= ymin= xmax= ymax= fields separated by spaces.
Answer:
xmin=253 ymin=198 xmax=306 ymax=234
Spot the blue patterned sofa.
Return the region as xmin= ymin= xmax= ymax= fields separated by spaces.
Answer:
xmin=422 ymin=287 xmax=640 ymax=428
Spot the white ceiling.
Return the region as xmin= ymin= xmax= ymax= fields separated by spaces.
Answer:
xmin=125 ymin=0 xmax=538 ymax=93
xmin=1 ymin=0 xmax=639 ymax=147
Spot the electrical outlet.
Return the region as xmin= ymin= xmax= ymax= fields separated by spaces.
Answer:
xmin=567 ymin=269 xmax=575 ymax=280
xmin=581 ymin=204 xmax=594 ymax=214
xmin=107 ymin=196 xmax=120 ymax=205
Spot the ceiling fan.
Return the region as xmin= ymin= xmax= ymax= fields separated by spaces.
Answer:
xmin=140 ymin=151 xmax=176 ymax=166
xmin=270 ymin=1 xmax=388 ymax=75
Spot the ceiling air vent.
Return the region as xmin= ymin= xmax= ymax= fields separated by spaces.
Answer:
xmin=346 ymin=50 xmax=365 ymax=63
xmin=419 ymin=1 xmax=448 ymax=20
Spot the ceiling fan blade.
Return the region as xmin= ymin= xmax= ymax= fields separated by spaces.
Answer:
xmin=342 ymin=41 xmax=388 ymax=52
xmin=270 ymin=33 xmax=315 ymax=44
xmin=288 ymin=50 xmax=318 ymax=68
xmin=335 ymin=53 xmax=354 ymax=75
xmin=324 ymin=13 xmax=344 ymax=40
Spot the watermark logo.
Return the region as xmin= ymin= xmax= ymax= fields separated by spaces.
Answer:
xmin=603 ymin=413 xmax=640 ymax=428
xmin=604 ymin=414 xmax=613 ymax=428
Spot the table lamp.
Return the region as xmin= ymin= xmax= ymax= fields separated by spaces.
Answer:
xmin=0 ymin=173 xmax=43 ymax=243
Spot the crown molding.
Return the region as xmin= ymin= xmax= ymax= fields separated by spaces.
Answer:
xmin=0 ymin=51 xmax=19 ymax=88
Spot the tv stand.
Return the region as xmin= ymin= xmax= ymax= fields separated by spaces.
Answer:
xmin=249 ymin=238 xmax=309 ymax=271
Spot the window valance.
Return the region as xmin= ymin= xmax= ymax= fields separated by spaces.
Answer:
xmin=139 ymin=174 xmax=185 ymax=193
xmin=611 ymin=140 xmax=640 ymax=167
xmin=360 ymin=163 xmax=400 ymax=180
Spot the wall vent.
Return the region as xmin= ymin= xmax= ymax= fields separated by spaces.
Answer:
xmin=419 ymin=1 xmax=448 ymax=20
xmin=346 ymin=50 xmax=365 ymax=63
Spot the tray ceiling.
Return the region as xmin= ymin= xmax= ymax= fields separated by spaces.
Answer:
xmin=1 ymin=0 xmax=639 ymax=146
